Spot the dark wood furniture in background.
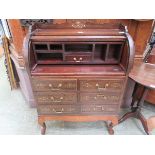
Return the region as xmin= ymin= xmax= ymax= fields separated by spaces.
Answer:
xmin=119 ymin=62 xmax=155 ymax=134
xmin=24 ymin=22 xmax=135 ymax=134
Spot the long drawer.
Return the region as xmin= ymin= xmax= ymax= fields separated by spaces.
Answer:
xmin=65 ymin=54 xmax=92 ymax=63
xmin=81 ymin=104 xmax=119 ymax=114
xmin=79 ymin=79 xmax=123 ymax=92
xmin=37 ymin=104 xmax=119 ymax=115
xmin=37 ymin=105 xmax=80 ymax=115
xmin=79 ymin=92 xmax=120 ymax=104
xmin=32 ymin=78 xmax=77 ymax=91
xmin=35 ymin=92 xmax=77 ymax=104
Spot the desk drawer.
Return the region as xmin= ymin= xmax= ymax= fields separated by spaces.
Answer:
xmin=79 ymin=79 xmax=123 ymax=92
xmin=38 ymin=105 xmax=80 ymax=115
xmin=35 ymin=92 xmax=77 ymax=104
xmin=79 ymin=93 xmax=120 ymax=104
xmin=81 ymin=105 xmax=119 ymax=114
xmin=32 ymin=78 xmax=77 ymax=91
xmin=65 ymin=54 xmax=92 ymax=63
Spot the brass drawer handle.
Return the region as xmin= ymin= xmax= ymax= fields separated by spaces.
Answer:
xmin=73 ymin=57 xmax=77 ymax=61
xmin=53 ymin=108 xmax=64 ymax=113
xmin=50 ymin=96 xmax=63 ymax=102
xmin=111 ymin=96 xmax=119 ymax=100
xmin=112 ymin=83 xmax=121 ymax=88
xmin=79 ymin=57 xmax=83 ymax=61
xmin=48 ymin=83 xmax=62 ymax=90
xmin=94 ymin=94 xmax=107 ymax=100
xmin=73 ymin=57 xmax=83 ymax=62
xmin=85 ymin=83 xmax=89 ymax=87
xmin=93 ymin=106 xmax=105 ymax=111
xmin=96 ymin=83 xmax=109 ymax=90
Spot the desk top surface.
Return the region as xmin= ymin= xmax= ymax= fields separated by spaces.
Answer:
xmin=129 ymin=62 xmax=155 ymax=89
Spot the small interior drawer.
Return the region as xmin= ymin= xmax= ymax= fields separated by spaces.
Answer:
xmin=32 ymin=78 xmax=77 ymax=91
xmin=65 ymin=54 xmax=92 ymax=63
xmin=35 ymin=92 xmax=77 ymax=104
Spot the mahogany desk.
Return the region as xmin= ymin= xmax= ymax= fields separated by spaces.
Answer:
xmin=119 ymin=61 xmax=155 ymax=134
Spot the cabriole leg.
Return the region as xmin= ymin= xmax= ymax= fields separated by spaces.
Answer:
xmin=38 ymin=118 xmax=46 ymax=135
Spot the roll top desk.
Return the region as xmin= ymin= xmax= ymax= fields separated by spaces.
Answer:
xmin=24 ymin=22 xmax=135 ymax=134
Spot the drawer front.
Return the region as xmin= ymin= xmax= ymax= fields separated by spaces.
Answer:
xmin=65 ymin=54 xmax=92 ymax=63
xmin=79 ymin=79 xmax=123 ymax=92
xmin=79 ymin=93 xmax=120 ymax=104
xmin=35 ymin=92 xmax=77 ymax=104
xmin=38 ymin=105 xmax=80 ymax=115
xmin=81 ymin=105 xmax=119 ymax=114
xmin=32 ymin=79 xmax=77 ymax=91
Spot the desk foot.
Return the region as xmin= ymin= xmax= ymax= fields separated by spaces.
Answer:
xmin=138 ymin=113 xmax=149 ymax=135
xmin=108 ymin=123 xmax=114 ymax=135
xmin=119 ymin=111 xmax=149 ymax=135
xmin=40 ymin=122 xmax=46 ymax=135
xmin=38 ymin=120 xmax=46 ymax=135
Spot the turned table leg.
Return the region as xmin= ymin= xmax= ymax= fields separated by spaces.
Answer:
xmin=119 ymin=84 xmax=150 ymax=135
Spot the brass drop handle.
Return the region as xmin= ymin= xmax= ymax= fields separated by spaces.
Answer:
xmin=48 ymin=83 xmax=62 ymax=90
xmin=49 ymin=84 xmax=52 ymax=87
xmin=93 ymin=106 xmax=105 ymax=111
xmin=111 ymin=96 xmax=119 ymax=100
xmin=73 ymin=57 xmax=83 ymax=62
xmin=58 ymin=83 xmax=62 ymax=87
xmin=112 ymin=83 xmax=121 ymax=88
xmin=98 ymin=106 xmax=105 ymax=111
xmin=94 ymin=94 xmax=107 ymax=100
xmin=85 ymin=83 xmax=89 ymax=87
xmin=95 ymin=83 xmax=109 ymax=90
xmin=50 ymin=96 xmax=63 ymax=102
xmin=53 ymin=108 xmax=64 ymax=113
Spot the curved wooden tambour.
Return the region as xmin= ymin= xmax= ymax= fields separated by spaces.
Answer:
xmin=25 ymin=22 xmax=135 ymax=74
xmin=125 ymin=33 xmax=135 ymax=74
